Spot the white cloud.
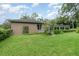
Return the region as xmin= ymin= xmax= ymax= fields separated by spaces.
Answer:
xmin=46 ymin=3 xmax=62 ymax=19
xmin=0 ymin=4 xmax=32 ymax=24
xmin=0 ymin=11 xmax=5 ymax=16
xmin=48 ymin=3 xmax=62 ymax=9
xmin=54 ymin=5 xmax=62 ymax=10
xmin=11 ymin=5 xmax=30 ymax=14
xmin=47 ymin=10 xmax=50 ymax=13
xmin=32 ymin=3 xmax=39 ymax=7
xmin=47 ymin=11 xmax=58 ymax=19
xmin=48 ymin=3 xmax=53 ymax=7
xmin=0 ymin=4 xmax=11 ymax=10
xmin=38 ymin=13 xmax=42 ymax=17
xmin=48 ymin=3 xmax=58 ymax=7
xmin=9 ymin=5 xmax=29 ymax=13
xmin=0 ymin=4 xmax=31 ymax=14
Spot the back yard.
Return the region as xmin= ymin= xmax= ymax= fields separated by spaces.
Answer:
xmin=0 ymin=32 xmax=78 ymax=56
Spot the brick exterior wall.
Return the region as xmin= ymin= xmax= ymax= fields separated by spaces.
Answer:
xmin=11 ymin=23 xmax=44 ymax=35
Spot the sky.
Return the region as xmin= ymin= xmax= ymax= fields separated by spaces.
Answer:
xmin=0 ymin=3 xmax=62 ymax=24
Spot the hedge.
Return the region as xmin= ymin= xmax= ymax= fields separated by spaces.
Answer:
xmin=76 ymin=27 xmax=79 ymax=33
xmin=0 ymin=27 xmax=12 ymax=41
xmin=63 ymin=29 xmax=76 ymax=32
xmin=53 ymin=29 xmax=63 ymax=34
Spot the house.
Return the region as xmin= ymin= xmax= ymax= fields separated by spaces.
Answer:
xmin=9 ymin=19 xmax=44 ymax=35
xmin=53 ymin=24 xmax=70 ymax=30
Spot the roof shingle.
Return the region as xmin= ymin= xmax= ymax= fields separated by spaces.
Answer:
xmin=8 ymin=19 xmax=44 ymax=24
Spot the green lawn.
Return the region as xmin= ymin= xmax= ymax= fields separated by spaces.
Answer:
xmin=0 ymin=32 xmax=78 ymax=56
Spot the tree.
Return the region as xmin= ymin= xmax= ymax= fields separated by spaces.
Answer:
xmin=21 ymin=14 xmax=30 ymax=19
xmin=61 ymin=3 xmax=79 ymax=27
xmin=1 ymin=20 xmax=11 ymax=29
xmin=21 ymin=13 xmax=39 ymax=21
xmin=31 ymin=13 xmax=38 ymax=19
xmin=37 ymin=17 xmax=43 ymax=22
xmin=54 ymin=16 xmax=69 ymax=25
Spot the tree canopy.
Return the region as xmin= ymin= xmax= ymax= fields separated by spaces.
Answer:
xmin=61 ymin=3 xmax=79 ymax=22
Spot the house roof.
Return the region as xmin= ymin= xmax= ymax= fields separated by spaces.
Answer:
xmin=8 ymin=19 xmax=44 ymax=24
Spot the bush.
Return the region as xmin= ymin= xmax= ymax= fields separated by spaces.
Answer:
xmin=76 ymin=27 xmax=79 ymax=33
xmin=53 ymin=29 xmax=63 ymax=34
xmin=63 ymin=29 xmax=76 ymax=32
xmin=44 ymin=27 xmax=52 ymax=35
xmin=0 ymin=27 xmax=12 ymax=41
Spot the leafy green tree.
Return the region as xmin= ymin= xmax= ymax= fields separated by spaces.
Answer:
xmin=37 ymin=17 xmax=44 ymax=22
xmin=1 ymin=20 xmax=11 ymax=29
xmin=31 ymin=13 xmax=38 ymax=19
xmin=21 ymin=14 xmax=30 ymax=19
xmin=57 ymin=16 xmax=69 ymax=24
xmin=21 ymin=13 xmax=39 ymax=21
xmin=61 ymin=3 xmax=79 ymax=27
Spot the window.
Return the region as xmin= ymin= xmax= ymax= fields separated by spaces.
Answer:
xmin=60 ymin=27 xmax=64 ymax=30
xmin=37 ymin=24 xmax=42 ymax=30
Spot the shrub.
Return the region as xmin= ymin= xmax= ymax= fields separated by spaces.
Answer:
xmin=44 ymin=27 xmax=52 ymax=35
xmin=63 ymin=29 xmax=76 ymax=32
xmin=53 ymin=29 xmax=63 ymax=34
xmin=0 ymin=27 xmax=12 ymax=41
xmin=76 ymin=27 xmax=79 ymax=33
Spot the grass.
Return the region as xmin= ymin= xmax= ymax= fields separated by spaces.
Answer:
xmin=0 ymin=32 xmax=78 ymax=56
